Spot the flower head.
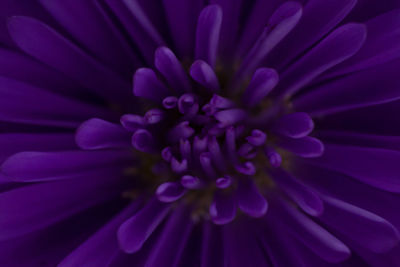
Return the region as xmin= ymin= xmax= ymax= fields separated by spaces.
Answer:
xmin=1 ymin=0 xmax=400 ymax=266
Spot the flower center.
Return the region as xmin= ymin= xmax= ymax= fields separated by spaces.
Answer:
xmin=119 ymin=47 xmax=321 ymax=224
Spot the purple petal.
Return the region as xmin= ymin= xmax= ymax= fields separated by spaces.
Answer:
xmin=236 ymin=1 xmax=303 ymax=80
xmin=242 ymin=68 xmax=279 ymax=107
xmin=7 ymin=16 xmax=132 ymax=104
xmin=103 ymin=0 xmax=165 ymax=65
xmin=201 ymin=222 xmax=224 ymax=267
xmin=0 ymin=172 xmax=125 ymax=241
xmin=195 ymin=5 xmax=222 ymax=68
xmin=317 ymin=130 xmax=400 ymax=151
xmin=120 ymin=114 xmax=145 ymax=132
xmin=162 ymin=0 xmax=203 ymax=59
xmin=145 ymin=205 xmax=193 ymax=267
xmin=278 ymin=136 xmax=324 ymax=158
xmin=0 ymin=47 xmax=82 ymax=96
xmin=133 ymin=68 xmax=170 ymax=103
xmin=294 ymin=59 xmax=400 ymax=116
xmin=0 ymin=76 xmax=112 ymax=128
xmin=325 ymin=9 xmax=400 ymax=78
xmin=274 ymin=198 xmax=351 ymax=263
xmin=272 ymin=112 xmax=314 ymax=138
xmin=269 ymin=168 xmax=323 ymax=216
xmin=278 ymin=23 xmax=367 ymax=97
xmin=190 ymin=60 xmax=220 ymax=93
xmin=38 ymin=0 xmax=135 ymax=75
xmin=223 ymin=219 xmax=271 ymax=267
xmin=268 ymin=0 xmax=357 ymax=70
xmin=209 ymin=191 xmax=237 ymax=225
xmin=76 ymin=118 xmax=131 ymax=150
xmin=156 ymin=182 xmax=187 ymax=203
xmin=1 ymin=150 xmax=131 ymax=182
xmin=320 ymin=196 xmax=400 ymax=253
xmin=59 ymin=201 xmax=143 ymax=267
xmin=155 ymin=46 xmax=192 ymax=94
xmin=209 ymin=0 xmax=241 ymax=62
xmin=118 ymin=198 xmax=170 ymax=253
xmin=237 ymin=179 xmax=268 ymax=218
xmin=0 ymin=133 xmax=76 ymax=163
xmin=303 ymin=144 xmax=400 ymax=193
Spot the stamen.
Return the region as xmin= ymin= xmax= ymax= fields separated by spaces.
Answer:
xmin=235 ymin=162 xmax=256 ymax=176
xmin=181 ymin=175 xmax=203 ymax=189
xmin=171 ymin=157 xmax=188 ymax=174
xmin=200 ymin=152 xmax=218 ymax=178
xmin=132 ymin=129 xmax=156 ymax=153
xmin=216 ymin=176 xmax=233 ymax=189
xmin=162 ymin=96 xmax=178 ymax=109
xmin=246 ymin=129 xmax=267 ymax=146
xmin=120 ymin=114 xmax=145 ymax=132
xmin=156 ymin=182 xmax=187 ymax=203
xmin=161 ymin=147 xmax=173 ymax=162
xmin=264 ymin=146 xmax=282 ymax=168
xmin=168 ymin=121 xmax=195 ymax=142
xmin=144 ymin=109 xmax=165 ymax=124
xmin=214 ymin=108 xmax=247 ymax=127
xmin=178 ymin=94 xmax=199 ymax=115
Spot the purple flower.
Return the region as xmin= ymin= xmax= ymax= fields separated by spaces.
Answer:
xmin=1 ymin=0 xmax=400 ymax=266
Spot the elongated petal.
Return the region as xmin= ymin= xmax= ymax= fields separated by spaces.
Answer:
xmin=320 ymin=196 xmax=400 ymax=253
xmin=76 ymin=118 xmax=131 ymax=150
xmin=237 ymin=179 xmax=268 ymax=218
xmin=269 ymin=0 xmax=357 ymax=70
xmin=278 ymin=23 xmax=367 ymax=97
xmin=317 ymin=131 xmax=400 ymax=151
xmin=190 ymin=60 xmax=220 ymax=93
xmin=201 ymin=222 xmax=224 ymax=267
xmin=59 ymin=201 xmax=143 ymax=267
xmin=209 ymin=191 xmax=237 ymax=225
xmin=242 ymin=68 xmax=279 ymax=107
xmin=237 ymin=1 xmax=303 ymax=79
xmin=272 ymin=112 xmax=314 ymax=138
xmin=38 ymin=0 xmax=134 ymax=74
xmin=1 ymin=150 xmax=131 ymax=182
xmin=325 ymin=9 xmax=400 ymax=78
xmin=295 ymin=59 xmax=400 ymax=116
xmin=278 ymin=136 xmax=324 ymax=158
xmin=162 ymin=0 xmax=203 ymax=59
xmin=223 ymin=220 xmax=270 ymax=267
xmin=303 ymin=144 xmax=400 ymax=192
xmin=118 ymin=198 xmax=170 ymax=253
xmin=133 ymin=68 xmax=170 ymax=103
xmin=195 ymin=5 xmax=223 ymax=68
xmin=0 ymin=173 xmax=125 ymax=241
xmin=274 ymin=198 xmax=351 ymax=263
xmin=103 ymin=0 xmax=165 ymax=64
xmin=269 ymin=168 xmax=323 ymax=216
xmin=0 ymin=133 xmax=76 ymax=163
xmin=0 ymin=76 xmax=113 ymax=128
xmin=145 ymin=205 xmax=193 ymax=267
xmin=8 ymin=16 xmax=132 ymax=104
xmin=0 ymin=47 xmax=82 ymax=96
xmin=155 ymin=46 xmax=192 ymax=94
